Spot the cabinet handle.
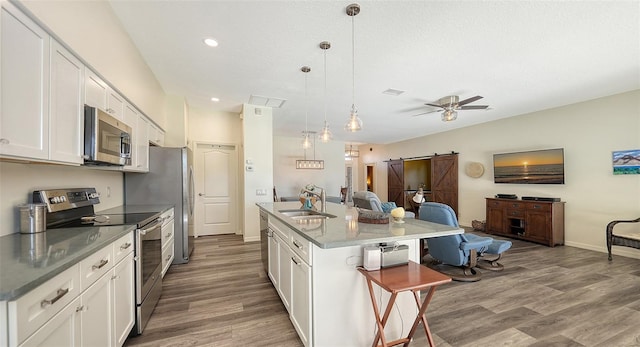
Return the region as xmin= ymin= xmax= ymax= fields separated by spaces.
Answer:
xmin=120 ymin=242 xmax=132 ymax=250
xmin=41 ymin=288 xmax=69 ymax=308
xmin=292 ymin=240 xmax=302 ymax=249
xmin=92 ymin=259 xmax=109 ymax=270
xmin=291 ymin=257 xmax=300 ymax=265
xmin=111 ymin=275 xmax=120 ymax=280
xmin=0 ymin=138 xmax=9 ymax=145
xmin=75 ymin=305 xmax=84 ymax=312
xmin=166 ymin=254 xmax=172 ymax=261
xmin=533 ymin=205 xmax=541 ymax=209
xmin=165 ymin=232 xmax=173 ymax=238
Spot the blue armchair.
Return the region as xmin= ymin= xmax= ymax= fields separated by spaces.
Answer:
xmin=418 ymin=202 xmax=512 ymax=281
xmin=352 ymin=191 xmax=415 ymax=218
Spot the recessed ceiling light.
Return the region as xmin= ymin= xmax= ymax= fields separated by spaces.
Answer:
xmin=204 ymin=38 xmax=218 ymax=47
xmin=211 ymin=97 xmax=220 ymax=102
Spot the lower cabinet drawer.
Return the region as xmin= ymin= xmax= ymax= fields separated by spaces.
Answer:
xmin=113 ymin=232 xmax=134 ymax=264
xmin=80 ymin=244 xmax=113 ymax=291
xmin=161 ymin=241 xmax=174 ymax=277
xmin=8 ymin=264 xmax=80 ymax=346
xmin=526 ymin=203 xmax=551 ymax=212
xmin=290 ymin=232 xmax=312 ymax=266
xmin=506 ymin=209 xmax=524 ymax=217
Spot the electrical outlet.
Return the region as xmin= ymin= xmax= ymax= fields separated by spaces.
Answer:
xmin=256 ymin=189 xmax=267 ymax=196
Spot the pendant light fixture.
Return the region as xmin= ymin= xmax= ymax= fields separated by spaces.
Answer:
xmin=345 ymin=3 xmax=363 ymax=132
xmin=301 ymin=66 xmax=312 ymax=149
xmin=318 ymin=41 xmax=332 ymax=143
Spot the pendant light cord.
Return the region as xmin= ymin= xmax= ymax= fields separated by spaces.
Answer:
xmin=324 ymin=47 xmax=328 ymax=124
xmin=351 ymin=13 xmax=355 ymax=108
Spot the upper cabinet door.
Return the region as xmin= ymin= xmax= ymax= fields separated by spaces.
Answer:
xmin=49 ymin=40 xmax=83 ymax=164
xmin=0 ymin=2 xmax=50 ymax=160
xmin=106 ymin=89 xmax=124 ymax=120
xmin=84 ymin=69 xmax=108 ymax=111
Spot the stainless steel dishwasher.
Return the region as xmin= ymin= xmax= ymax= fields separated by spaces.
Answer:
xmin=259 ymin=210 xmax=269 ymax=272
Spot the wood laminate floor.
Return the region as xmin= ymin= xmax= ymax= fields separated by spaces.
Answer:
xmin=125 ymin=231 xmax=640 ymax=347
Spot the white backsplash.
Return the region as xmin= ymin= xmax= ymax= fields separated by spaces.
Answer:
xmin=0 ymin=162 xmax=124 ymax=236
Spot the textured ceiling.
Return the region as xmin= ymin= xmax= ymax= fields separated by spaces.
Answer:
xmin=109 ymin=1 xmax=640 ymax=144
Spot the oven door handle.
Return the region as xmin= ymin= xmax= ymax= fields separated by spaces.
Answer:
xmin=139 ymin=219 xmax=163 ymax=235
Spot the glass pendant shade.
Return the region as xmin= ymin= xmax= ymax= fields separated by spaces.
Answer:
xmin=345 ymin=105 xmax=363 ymax=132
xmin=441 ymin=109 xmax=458 ymax=122
xmin=319 ymin=121 xmax=332 ymax=143
xmin=302 ymin=133 xmax=312 ymax=149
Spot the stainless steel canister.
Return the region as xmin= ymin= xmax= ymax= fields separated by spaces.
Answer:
xmin=19 ymin=203 xmax=47 ymax=234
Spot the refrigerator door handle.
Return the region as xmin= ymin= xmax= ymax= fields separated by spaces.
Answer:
xmin=188 ymin=165 xmax=195 ymax=217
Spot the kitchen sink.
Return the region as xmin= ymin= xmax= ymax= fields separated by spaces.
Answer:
xmin=278 ymin=209 xmax=337 ymax=219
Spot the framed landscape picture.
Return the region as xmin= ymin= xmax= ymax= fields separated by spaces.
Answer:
xmin=612 ymin=149 xmax=640 ymax=175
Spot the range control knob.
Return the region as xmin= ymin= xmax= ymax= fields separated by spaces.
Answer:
xmin=60 ymin=195 xmax=67 ymax=202
xmin=89 ymin=192 xmax=100 ymax=199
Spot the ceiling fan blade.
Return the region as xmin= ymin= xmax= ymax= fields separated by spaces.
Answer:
xmin=424 ymin=103 xmax=443 ymax=108
xmin=411 ymin=110 xmax=440 ymax=117
xmin=457 ymin=95 xmax=483 ymax=106
xmin=459 ymin=105 xmax=489 ymax=110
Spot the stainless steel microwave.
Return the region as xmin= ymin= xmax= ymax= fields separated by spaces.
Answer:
xmin=83 ymin=105 xmax=132 ymax=166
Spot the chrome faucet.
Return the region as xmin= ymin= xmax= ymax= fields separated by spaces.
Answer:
xmin=302 ymin=185 xmax=326 ymax=213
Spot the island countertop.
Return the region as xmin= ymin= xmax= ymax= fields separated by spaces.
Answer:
xmin=257 ymin=201 xmax=463 ymax=249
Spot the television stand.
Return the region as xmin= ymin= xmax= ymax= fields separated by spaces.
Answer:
xmin=485 ymin=198 xmax=565 ymax=247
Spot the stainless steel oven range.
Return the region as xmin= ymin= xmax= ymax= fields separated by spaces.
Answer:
xmin=33 ymin=187 xmax=163 ymax=335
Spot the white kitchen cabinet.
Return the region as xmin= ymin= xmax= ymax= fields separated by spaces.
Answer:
xmin=18 ymin=297 xmax=81 ymax=347
xmin=106 ymin=89 xmax=124 ymax=120
xmin=112 ymin=254 xmax=134 ymax=347
xmin=136 ymin=115 xmax=150 ymax=172
xmin=79 ymin=270 xmax=113 ymax=347
xmin=7 ymin=265 xmax=81 ymax=346
xmin=0 ymin=2 xmax=49 ymax=160
xmin=84 ymin=69 xmax=108 ymax=112
xmin=290 ymin=254 xmax=311 ymax=347
xmin=277 ymin=237 xmax=293 ymax=312
xmin=84 ymin=69 xmax=124 ymax=120
xmin=6 ymin=231 xmax=135 ymax=347
xmin=148 ymin=123 xmax=165 ymax=147
xmin=49 ymin=40 xmax=83 ymax=164
xmin=161 ymin=208 xmax=175 ymax=277
xmin=267 ymin=230 xmax=280 ymax=289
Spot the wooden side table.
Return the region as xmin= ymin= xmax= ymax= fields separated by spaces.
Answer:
xmin=358 ymin=261 xmax=451 ymax=347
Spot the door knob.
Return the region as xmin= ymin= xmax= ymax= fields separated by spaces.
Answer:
xmin=198 ymin=193 xmax=204 ymax=196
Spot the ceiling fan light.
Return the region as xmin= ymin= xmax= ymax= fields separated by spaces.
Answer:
xmin=441 ymin=109 xmax=458 ymax=122
xmin=345 ymin=105 xmax=363 ymax=132
xmin=319 ymin=122 xmax=332 ymax=143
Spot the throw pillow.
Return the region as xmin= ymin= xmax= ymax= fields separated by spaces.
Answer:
xmin=380 ymin=201 xmax=397 ymax=213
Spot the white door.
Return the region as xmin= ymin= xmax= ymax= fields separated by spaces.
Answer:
xmin=194 ymin=143 xmax=238 ymax=236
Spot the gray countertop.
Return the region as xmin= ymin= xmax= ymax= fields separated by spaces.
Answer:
xmin=0 ymin=204 xmax=173 ymax=301
xmin=0 ymin=225 xmax=135 ymax=301
xmin=257 ymin=201 xmax=463 ymax=249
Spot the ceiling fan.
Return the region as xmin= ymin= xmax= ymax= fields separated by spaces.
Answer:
xmin=413 ymin=95 xmax=489 ymax=121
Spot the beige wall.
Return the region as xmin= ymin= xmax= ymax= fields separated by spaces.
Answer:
xmin=357 ymin=90 xmax=640 ymax=258
xmin=0 ymin=163 xmax=123 ymax=236
xmin=187 ymin=107 xmax=242 ymax=145
xmin=18 ymin=0 xmax=167 ymax=126
xmin=242 ymin=105 xmax=273 ymax=242
xmin=273 ymin=136 xmax=346 ymax=199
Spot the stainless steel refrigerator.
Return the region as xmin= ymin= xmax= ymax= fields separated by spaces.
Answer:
xmin=125 ymin=146 xmax=195 ymax=264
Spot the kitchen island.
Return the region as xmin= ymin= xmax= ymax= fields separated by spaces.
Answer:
xmin=257 ymin=201 xmax=463 ymax=347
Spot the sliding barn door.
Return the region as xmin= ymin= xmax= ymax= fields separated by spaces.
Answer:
xmin=387 ymin=159 xmax=405 ymax=207
xmin=431 ymin=154 xmax=459 ymax=216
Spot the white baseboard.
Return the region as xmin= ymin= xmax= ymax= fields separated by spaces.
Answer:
xmin=565 ymin=240 xmax=640 ymax=260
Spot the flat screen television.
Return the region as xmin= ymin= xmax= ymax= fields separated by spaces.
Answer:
xmin=493 ymin=148 xmax=565 ymax=184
